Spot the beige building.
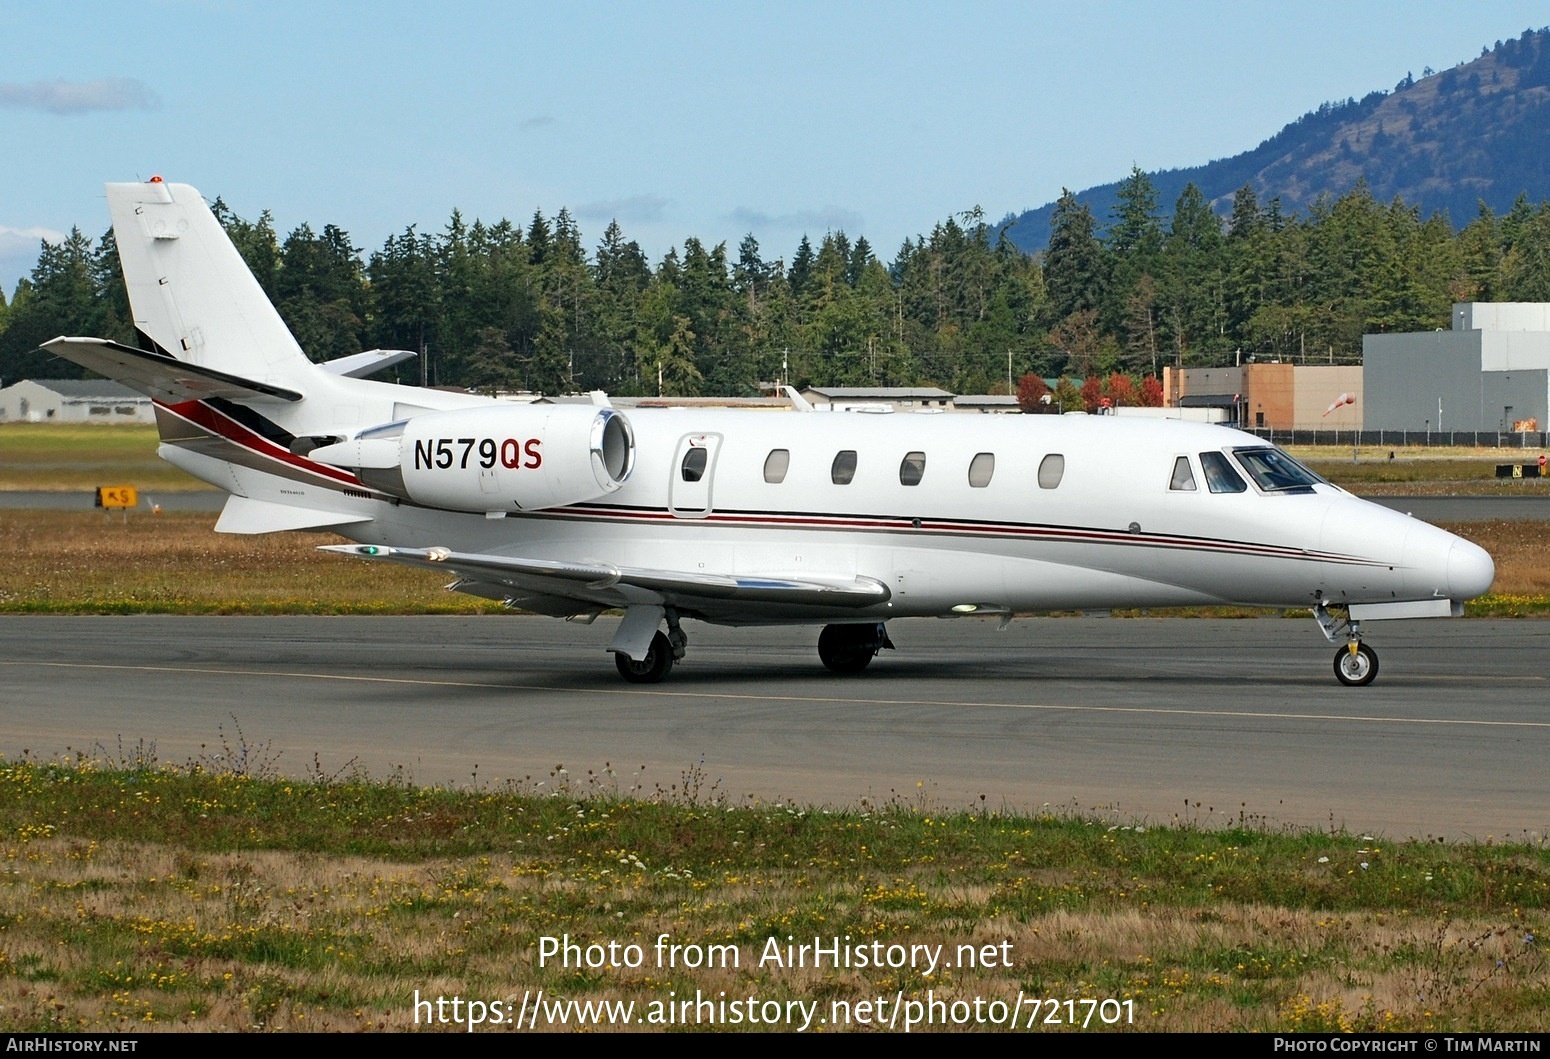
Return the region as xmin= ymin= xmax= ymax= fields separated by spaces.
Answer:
xmin=1164 ymin=363 xmax=1362 ymax=431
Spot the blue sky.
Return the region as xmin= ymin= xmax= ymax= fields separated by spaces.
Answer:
xmin=4 ymin=1 xmax=1548 ymax=299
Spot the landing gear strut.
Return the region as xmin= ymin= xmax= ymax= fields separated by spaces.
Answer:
xmin=1313 ymin=602 xmax=1380 ymax=687
xmin=817 ymin=622 xmax=893 ymax=674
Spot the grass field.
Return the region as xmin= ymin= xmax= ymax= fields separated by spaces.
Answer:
xmin=1294 ymin=446 xmax=1550 ymax=495
xmin=0 ymin=424 xmax=205 ymax=492
xmin=1 ymin=750 xmax=1547 ymax=1033
xmin=0 ymin=511 xmax=499 ymax=614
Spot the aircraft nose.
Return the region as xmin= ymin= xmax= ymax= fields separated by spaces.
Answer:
xmin=1447 ymin=538 xmax=1495 ymax=600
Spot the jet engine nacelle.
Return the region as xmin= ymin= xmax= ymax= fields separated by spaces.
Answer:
xmin=312 ymin=405 xmax=635 ymax=512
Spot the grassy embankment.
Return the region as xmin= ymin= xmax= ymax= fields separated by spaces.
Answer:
xmin=1 ymin=745 xmax=1547 ymax=1033
xmin=4 ymin=424 xmax=1547 ymax=615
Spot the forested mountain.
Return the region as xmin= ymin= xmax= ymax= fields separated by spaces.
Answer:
xmin=1001 ymin=27 xmax=1550 ymax=251
xmin=4 ymin=31 xmax=1550 ymax=398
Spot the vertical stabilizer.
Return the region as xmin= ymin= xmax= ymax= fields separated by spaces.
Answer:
xmin=108 ymin=178 xmax=315 ymax=389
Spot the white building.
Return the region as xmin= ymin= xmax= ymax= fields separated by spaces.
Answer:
xmin=0 ymin=379 xmax=156 ymax=423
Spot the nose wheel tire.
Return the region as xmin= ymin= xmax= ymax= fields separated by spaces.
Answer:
xmin=616 ymin=631 xmax=674 ymax=684
xmin=1333 ymin=642 xmax=1378 ymax=687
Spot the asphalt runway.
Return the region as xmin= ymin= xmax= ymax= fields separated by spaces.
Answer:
xmin=2 ymin=615 xmax=1546 ymax=841
xmin=1371 ymin=495 xmax=1550 ymax=521
xmin=0 ymin=490 xmax=225 ymax=511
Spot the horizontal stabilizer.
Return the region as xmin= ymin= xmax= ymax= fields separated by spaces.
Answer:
xmin=322 ymin=349 xmax=417 ymax=379
xmin=320 ymin=543 xmax=890 ymax=609
xmin=216 ymin=495 xmax=371 ymax=534
xmin=44 ymin=337 xmax=303 ymax=404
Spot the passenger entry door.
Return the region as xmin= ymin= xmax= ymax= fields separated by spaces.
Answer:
xmin=669 ymin=433 xmax=722 ymax=517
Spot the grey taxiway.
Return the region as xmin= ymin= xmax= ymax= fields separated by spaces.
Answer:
xmin=2 ymin=614 xmax=1545 ymax=840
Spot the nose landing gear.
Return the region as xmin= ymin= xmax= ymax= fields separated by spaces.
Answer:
xmin=1313 ymin=601 xmax=1380 ymax=687
xmin=1333 ymin=640 xmax=1379 ymax=687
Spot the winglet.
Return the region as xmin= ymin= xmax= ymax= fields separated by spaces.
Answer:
xmin=785 ymin=386 xmax=813 ymax=412
xmin=322 ymin=349 xmax=418 ymax=379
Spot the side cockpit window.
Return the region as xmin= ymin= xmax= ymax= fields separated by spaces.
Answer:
xmin=1200 ymin=451 xmax=1247 ymax=493
xmin=1169 ymin=456 xmax=1197 ymax=491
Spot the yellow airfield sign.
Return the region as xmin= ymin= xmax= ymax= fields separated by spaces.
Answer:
xmin=95 ymin=486 xmax=138 ymax=509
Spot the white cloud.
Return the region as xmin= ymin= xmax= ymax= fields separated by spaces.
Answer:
xmin=0 ymin=225 xmax=69 ymax=255
xmin=576 ymin=194 xmax=670 ymax=224
xmin=0 ymin=78 xmax=159 ymax=115
xmin=0 ymin=226 xmax=68 ymax=299
xmin=729 ymin=205 xmax=865 ymax=233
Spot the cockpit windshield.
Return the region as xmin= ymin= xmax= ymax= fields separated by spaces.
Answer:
xmin=1231 ymin=447 xmax=1325 ymax=493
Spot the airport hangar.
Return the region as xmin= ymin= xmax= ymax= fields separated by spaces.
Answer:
xmin=1165 ymin=302 xmax=1550 ymax=442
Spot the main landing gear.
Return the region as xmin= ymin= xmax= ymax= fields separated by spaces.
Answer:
xmin=613 ymin=609 xmax=689 ymax=684
xmin=611 ymin=612 xmax=894 ymax=683
xmin=1313 ymin=602 xmax=1379 ymax=687
xmin=817 ymin=622 xmax=894 ymax=674
xmin=615 ymin=630 xmax=674 ymax=683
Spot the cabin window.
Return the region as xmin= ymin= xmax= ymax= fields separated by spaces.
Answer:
xmin=1199 ymin=450 xmax=1247 ymax=493
xmin=899 ymin=451 xmax=926 ymax=486
xmin=1037 ymin=453 xmax=1065 ymax=489
xmin=968 ymin=452 xmax=995 ymax=488
xmin=763 ymin=448 xmax=790 ymax=484
xmin=831 ymin=450 xmax=858 ymax=485
xmin=1169 ymin=456 xmax=1197 ymax=491
xmin=680 ymin=446 xmax=708 ymax=482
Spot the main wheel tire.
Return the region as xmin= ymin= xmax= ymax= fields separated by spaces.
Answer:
xmin=818 ymin=623 xmax=879 ymax=674
xmin=1333 ymin=642 xmax=1378 ymax=687
xmin=616 ymin=631 xmax=674 ymax=684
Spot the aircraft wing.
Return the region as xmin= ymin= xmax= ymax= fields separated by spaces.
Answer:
xmin=44 ymin=337 xmax=304 ymax=403
xmin=319 ymin=543 xmax=891 ymax=615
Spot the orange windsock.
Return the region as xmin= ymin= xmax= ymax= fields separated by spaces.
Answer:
xmin=1322 ymin=392 xmax=1355 ymax=418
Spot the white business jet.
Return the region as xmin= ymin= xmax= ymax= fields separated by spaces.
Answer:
xmin=46 ymin=180 xmax=1495 ymax=686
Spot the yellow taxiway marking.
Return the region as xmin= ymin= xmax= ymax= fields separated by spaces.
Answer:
xmin=10 ymin=660 xmax=1550 ymax=731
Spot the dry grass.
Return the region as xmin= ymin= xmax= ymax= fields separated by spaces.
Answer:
xmin=2 ymin=756 xmax=1547 ymax=1033
xmin=0 ymin=511 xmax=496 ymax=613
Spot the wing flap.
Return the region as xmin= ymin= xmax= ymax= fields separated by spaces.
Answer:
xmin=44 ymin=337 xmax=304 ymax=403
xmin=319 ymin=544 xmax=891 ymax=609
